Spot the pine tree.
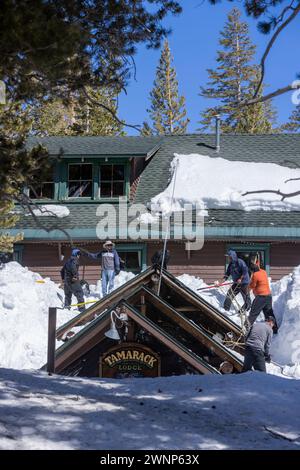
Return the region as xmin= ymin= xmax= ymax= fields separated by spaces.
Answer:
xmin=31 ymin=88 xmax=124 ymax=136
xmin=69 ymin=88 xmax=124 ymax=136
xmin=30 ymin=99 xmax=74 ymax=136
xmin=199 ymin=8 xmax=276 ymax=133
xmin=141 ymin=121 xmax=153 ymax=136
xmin=282 ymin=105 xmax=300 ymax=132
xmin=146 ymin=40 xmax=189 ymax=135
xmin=0 ymin=103 xmax=48 ymax=252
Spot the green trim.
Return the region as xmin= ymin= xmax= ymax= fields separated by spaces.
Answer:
xmin=5 ymin=225 xmax=300 ymax=241
xmin=116 ymin=243 xmax=147 ymax=272
xmin=226 ymin=243 xmax=270 ymax=274
xmin=58 ymin=158 xmax=130 ymax=202
xmin=13 ymin=244 xmax=24 ymax=264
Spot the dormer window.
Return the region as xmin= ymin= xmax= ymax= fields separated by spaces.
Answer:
xmin=68 ymin=163 xmax=93 ymax=198
xmin=100 ymin=164 xmax=125 ymax=197
xmin=29 ymin=166 xmax=55 ymax=199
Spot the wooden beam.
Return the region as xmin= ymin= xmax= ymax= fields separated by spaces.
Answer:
xmin=56 ymin=266 xmax=155 ymax=340
xmin=140 ymin=287 xmax=243 ymax=371
xmin=47 ymin=307 xmax=57 ymax=374
xmin=161 ymin=273 xmax=242 ymax=336
xmin=122 ymin=303 xmax=219 ymax=375
xmin=55 ymin=317 xmax=111 ymax=372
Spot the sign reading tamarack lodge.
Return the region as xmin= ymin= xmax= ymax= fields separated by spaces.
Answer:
xmin=100 ymin=343 xmax=161 ymax=378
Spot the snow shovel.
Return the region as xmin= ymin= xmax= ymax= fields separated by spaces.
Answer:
xmin=197 ymin=281 xmax=233 ymax=291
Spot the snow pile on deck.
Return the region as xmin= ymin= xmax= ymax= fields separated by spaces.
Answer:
xmin=0 ymin=368 xmax=299 ymax=450
xmin=0 ymin=263 xmax=133 ymax=370
xmin=151 ymin=154 xmax=300 ymax=213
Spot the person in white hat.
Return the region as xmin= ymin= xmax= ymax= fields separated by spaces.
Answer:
xmin=83 ymin=241 xmax=120 ymax=297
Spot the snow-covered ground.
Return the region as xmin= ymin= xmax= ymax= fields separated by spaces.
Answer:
xmin=0 ymin=262 xmax=134 ymax=369
xmin=1 ymin=262 xmax=300 ymax=450
xmin=0 ymin=368 xmax=299 ymax=450
xmin=1 ymin=261 xmax=300 ymax=377
xmin=151 ymin=154 xmax=300 ymax=214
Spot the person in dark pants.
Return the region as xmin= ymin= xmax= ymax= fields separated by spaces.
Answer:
xmin=223 ymin=250 xmax=251 ymax=313
xmin=242 ymin=317 xmax=275 ymax=373
xmin=60 ymin=249 xmax=85 ymax=312
xmin=248 ymin=263 xmax=278 ymax=333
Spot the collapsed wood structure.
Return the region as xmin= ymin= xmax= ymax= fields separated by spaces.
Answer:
xmin=53 ymin=266 xmax=245 ymax=378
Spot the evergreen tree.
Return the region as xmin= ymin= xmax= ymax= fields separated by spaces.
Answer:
xmin=146 ymin=40 xmax=189 ymax=135
xmin=31 ymin=88 xmax=124 ymax=136
xmin=141 ymin=121 xmax=153 ymax=136
xmin=69 ymin=88 xmax=124 ymax=136
xmin=282 ymin=105 xmax=300 ymax=132
xmin=0 ymin=103 xmax=48 ymax=252
xmin=30 ymin=99 xmax=74 ymax=137
xmin=199 ymin=8 xmax=276 ymax=133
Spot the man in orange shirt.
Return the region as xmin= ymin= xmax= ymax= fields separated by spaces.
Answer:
xmin=248 ymin=264 xmax=278 ymax=333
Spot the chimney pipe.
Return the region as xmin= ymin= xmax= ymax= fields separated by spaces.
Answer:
xmin=215 ymin=115 xmax=221 ymax=153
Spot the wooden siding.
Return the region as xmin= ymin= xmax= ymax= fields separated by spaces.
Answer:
xmin=147 ymin=241 xmax=226 ymax=284
xmin=21 ymin=240 xmax=300 ymax=284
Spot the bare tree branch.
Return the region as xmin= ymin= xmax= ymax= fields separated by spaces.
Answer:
xmin=254 ymin=2 xmax=300 ymax=98
xmin=241 ymin=82 xmax=300 ymax=106
xmin=15 ymin=193 xmax=74 ymax=244
xmin=82 ymin=86 xmax=141 ymax=132
xmin=242 ymin=188 xmax=300 ymax=201
xmin=285 ymin=177 xmax=300 ymax=183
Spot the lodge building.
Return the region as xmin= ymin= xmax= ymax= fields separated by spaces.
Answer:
xmin=6 ymin=133 xmax=300 ymax=283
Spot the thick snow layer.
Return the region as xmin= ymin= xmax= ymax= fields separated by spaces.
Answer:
xmin=0 ymin=263 xmax=134 ymax=370
xmin=1 ymin=262 xmax=300 ymax=379
xmin=178 ymin=271 xmax=300 ymax=379
xmin=152 ymin=154 xmax=300 ymax=213
xmin=271 ymin=266 xmax=300 ymax=378
xmin=0 ymin=368 xmax=299 ymax=450
xmin=26 ymin=205 xmax=70 ymax=218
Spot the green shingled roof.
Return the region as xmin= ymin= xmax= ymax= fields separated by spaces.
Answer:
xmin=10 ymin=204 xmax=300 ymax=241
xmin=26 ymin=135 xmax=162 ymax=157
xmin=10 ymin=134 xmax=300 ymax=240
xmin=134 ymin=134 xmax=300 ymax=205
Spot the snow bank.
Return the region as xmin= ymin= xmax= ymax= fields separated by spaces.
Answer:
xmin=1 ymin=261 xmax=300 ymax=378
xmin=271 ymin=266 xmax=300 ymax=378
xmin=0 ymin=368 xmax=299 ymax=450
xmin=0 ymin=263 xmax=134 ymax=370
xmin=152 ymin=154 xmax=300 ymax=213
xmin=26 ymin=205 xmax=70 ymax=218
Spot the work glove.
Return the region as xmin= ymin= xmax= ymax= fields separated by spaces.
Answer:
xmin=265 ymin=354 xmax=271 ymax=363
xmin=115 ymin=269 xmax=120 ymax=276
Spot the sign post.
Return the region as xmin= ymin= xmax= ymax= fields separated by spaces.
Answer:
xmin=47 ymin=307 xmax=57 ymax=374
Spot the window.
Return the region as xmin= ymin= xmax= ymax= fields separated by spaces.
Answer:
xmin=68 ymin=163 xmax=93 ymax=198
xmin=29 ymin=166 xmax=54 ymax=199
xmin=100 ymin=164 xmax=125 ymax=198
xmin=226 ymin=244 xmax=270 ymax=273
xmin=120 ymin=251 xmax=141 ymax=273
xmin=117 ymin=244 xmax=146 ymax=273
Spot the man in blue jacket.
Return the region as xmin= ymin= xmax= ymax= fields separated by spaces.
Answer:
xmin=223 ymin=250 xmax=251 ymax=313
xmin=60 ymin=249 xmax=85 ymax=312
xmin=84 ymin=240 xmax=120 ymax=297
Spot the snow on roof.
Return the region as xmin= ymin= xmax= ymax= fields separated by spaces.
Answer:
xmin=26 ymin=205 xmax=70 ymax=218
xmin=151 ymin=153 xmax=300 ymax=213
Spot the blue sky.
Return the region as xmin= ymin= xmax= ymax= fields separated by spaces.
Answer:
xmin=118 ymin=1 xmax=299 ymax=135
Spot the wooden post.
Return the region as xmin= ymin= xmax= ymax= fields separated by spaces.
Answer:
xmin=47 ymin=307 xmax=57 ymax=374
